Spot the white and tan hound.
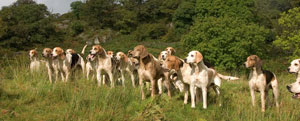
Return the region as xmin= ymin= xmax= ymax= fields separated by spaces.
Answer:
xmin=244 ymin=55 xmax=279 ymax=112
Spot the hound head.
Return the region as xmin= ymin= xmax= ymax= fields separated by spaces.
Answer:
xmin=129 ymin=56 xmax=139 ymax=69
xmin=244 ymin=55 xmax=262 ymax=69
xmin=29 ymin=49 xmax=38 ymax=60
xmin=162 ymin=56 xmax=184 ymax=71
xmin=66 ymin=49 xmax=76 ymax=55
xmin=185 ymin=51 xmax=203 ymax=64
xmin=130 ymin=45 xmax=149 ymax=59
xmin=42 ymin=48 xmax=52 ymax=58
xmin=288 ymin=59 xmax=300 ymax=73
xmin=107 ymin=51 xmax=114 ymax=58
xmin=52 ymin=47 xmax=65 ymax=59
xmin=116 ymin=52 xmax=128 ymax=62
xmin=287 ymin=80 xmax=300 ymax=99
xmin=86 ymin=54 xmax=96 ymax=62
xmin=158 ymin=51 xmax=169 ymax=61
xmin=165 ymin=47 xmax=176 ymax=55
xmin=90 ymin=45 xmax=104 ymax=55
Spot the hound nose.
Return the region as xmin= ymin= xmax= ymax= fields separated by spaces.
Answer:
xmin=89 ymin=51 xmax=91 ymax=54
xmin=287 ymin=67 xmax=290 ymax=71
xmin=243 ymin=63 xmax=246 ymax=67
xmin=184 ymin=59 xmax=187 ymax=63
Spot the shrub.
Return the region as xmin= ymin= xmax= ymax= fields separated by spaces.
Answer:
xmin=182 ymin=16 xmax=269 ymax=70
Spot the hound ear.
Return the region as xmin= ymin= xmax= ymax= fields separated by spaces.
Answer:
xmin=195 ymin=51 xmax=203 ymax=63
xmin=140 ymin=46 xmax=149 ymax=59
xmin=171 ymin=48 xmax=176 ymax=55
xmin=255 ymin=55 xmax=262 ymax=69
xmin=175 ymin=57 xmax=183 ymax=71
xmin=123 ymin=54 xmax=128 ymax=62
xmin=127 ymin=50 xmax=133 ymax=57
xmin=158 ymin=53 xmax=162 ymax=61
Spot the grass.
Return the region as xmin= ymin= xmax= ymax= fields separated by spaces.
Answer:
xmin=1 ymin=48 xmax=300 ymax=121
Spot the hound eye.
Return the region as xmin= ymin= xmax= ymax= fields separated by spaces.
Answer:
xmin=295 ymin=64 xmax=298 ymax=66
xmin=191 ymin=55 xmax=194 ymax=57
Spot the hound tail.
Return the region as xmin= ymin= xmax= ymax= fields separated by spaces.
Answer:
xmin=217 ymin=73 xmax=239 ymax=81
xmin=81 ymin=44 xmax=88 ymax=56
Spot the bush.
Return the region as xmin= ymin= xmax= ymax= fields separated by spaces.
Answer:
xmin=273 ymin=7 xmax=300 ymax=60
xmin=71 ymin=21 xmax=84 ymax=35
xmin=182 ymin=16 xmax=269 ymax=70
xmin=133 ymin=23 xmax=167 ymax=41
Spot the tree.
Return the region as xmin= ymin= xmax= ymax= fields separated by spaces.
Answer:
xmin=273 ymin=7 xmax=300 ymax=59
xmin=182 ymin=16 xmax=269 ymax=70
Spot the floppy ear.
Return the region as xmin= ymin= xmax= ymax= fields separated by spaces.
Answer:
xmin=123 ymin=54 xmax=128 ymax=62
xmin=255 ymin=55 xmax=262 ymax=69
xmin=59 ymin=49 xmax=66 ymax=60
xmin=175 ymin=57 xmax=183 ymax=71
xmin=171 ymin=48 xmax=176 ymax=55
xmin=127 ymin=50 xmax=133 ymax=57
xmin=140 ymin=46 xmax=149 ymax=59
xmin=158 ymin=53 xmax=162 ymax=61
xmin=195 ymin=51 xmax=203 ymax=63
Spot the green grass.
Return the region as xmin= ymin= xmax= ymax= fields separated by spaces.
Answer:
xmin=1 ymin=52 xmax=300 ymax=121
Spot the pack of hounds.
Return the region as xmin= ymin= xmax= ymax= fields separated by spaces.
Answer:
xmin=28 ymin=44 xmax=300 ymax=112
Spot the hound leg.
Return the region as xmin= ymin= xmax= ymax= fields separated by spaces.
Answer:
xmin=184 ymin=84 xmax=189 ymax=104
xmin=48 ymin=68 xmax=53 ymax=83
xmin=139 ymin=76 xmax=145 ymax=100
xmin=120 ymin=70 xmax=125 ymax=87
xmin=65 ymin=71 xmax=70 ymax=82
xmin=128 ymin=70 xmax=135 ymax=88
xmin=86 ymin=68 xmax=90 ymax=80
xmin=108 ymin=72 xmax=114 ymax=88
xmin=165 ymin=76 xmax=171 ymax=98
xmin=158 ymin=78 xmax=163 ymax=94
xmin=250 ymin=88 xmax=255 ymax=107
xmin=151 ymin=78 xmax=157 ymax=97
xmin=60 ymin=72 xmax=65 ymax=82
xmin=81 ymin=60 xmax=86 ymax=76
xmin=55 ymin=70 xmax=59 ymax=83
xmin=96 ymin=69 xmax=102 ymax=87
xmin=272 ymin=82 xmax=279 ymax=108
xmin=190 ymin=83 xmax=196 ymax=108
xmin=213 ymin=86 xmax=221 ymax=107
xmin=202 ymin=87 xmax=208 ymax=109
xmin=260 ymin=90 xmax=266 ymax=112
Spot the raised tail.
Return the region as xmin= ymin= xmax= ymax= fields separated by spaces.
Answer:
xmin=217 ymin=73 xmax=239 ymax=81
xmin=81 ymin=44 xmax=88 ymax=56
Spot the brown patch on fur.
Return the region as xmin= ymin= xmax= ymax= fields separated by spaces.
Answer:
xmin=29 ymin=49 xmax=38 ymax=56
xmin=165 ymin=47 xmax=176 ymax=55
xmin=107 ymin=51 xmax=114 ymax=57
xmin=195 ymin=51 xmax=203 ymax=64
xmin=92 ymin=45 xmax=104 ymax=55
xmin=165 ymin=56 xmax=183 ymax=71
xmin=246 ymin=55 xmax=262 ymax=68
xmin=54 ymin=47 xmax=65 ymax=60
xmin=43 ymin=48 xmax=52 ymax=58
xmin=133 ymin=45 xmax=149 ymax=59
xmin=66 ymin=49 xmax=76 ymax=54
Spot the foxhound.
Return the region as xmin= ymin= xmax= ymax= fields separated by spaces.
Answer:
xmin=42 ymin=48 xmax=54 ymax=83
xmin=129 ymin=45 xmax=171 ymax=100
xmin=90 ymin=45 xmax=117 ymax=87
xmin=29 ymin=49 xmax=41 ymax=73
xmin=185 ymin=51 xmax=222 ymax=109
xmin=287 ymin=59 xmax=300 ymax=99
xmin=244 ymin=55 xmax=279 ymax=112
xmin=65 ymin=48 xmax=86 ymax=75
xmin=115 ymin=52 xmax=137 ymax=87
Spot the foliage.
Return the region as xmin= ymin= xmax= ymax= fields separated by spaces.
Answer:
xmin=71 ymin=21 xmax=84 ymax=36
xmin=182 ymin=16 xmax=269 ymax=70
xmin=273 ymin=7 xmax=300 ymax=59
xmin=0 ymin=0 xmax=62 ymax=50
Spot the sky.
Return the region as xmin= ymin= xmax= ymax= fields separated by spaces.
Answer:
xmin=0 ymin=0 xmax=82 ymax=14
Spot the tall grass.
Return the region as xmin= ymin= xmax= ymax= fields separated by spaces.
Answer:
xmin=1 ymin=54 xmax=300 ymax=121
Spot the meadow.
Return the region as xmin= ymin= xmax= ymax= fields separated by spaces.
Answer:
xmin=0 ymin=48 xmax=300 ymax=121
